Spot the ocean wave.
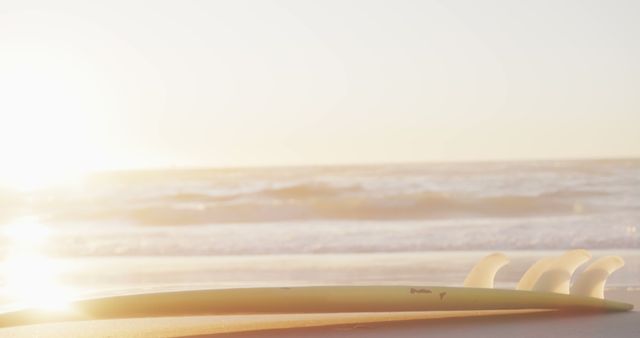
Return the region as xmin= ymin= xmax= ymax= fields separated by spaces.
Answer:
xmin=37 ymin=184 xmax=601 ymax=225
xmin=4 ymin=159 xmax=637 ymax=226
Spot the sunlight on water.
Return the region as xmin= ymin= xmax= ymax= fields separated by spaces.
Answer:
xmin=3 ymin=218 xmax=50 ymax=246
xmin=1 ymin=217 xmax=73 ymax=310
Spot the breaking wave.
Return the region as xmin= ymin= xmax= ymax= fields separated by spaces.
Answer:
xmin=4 ymin=159 xmax=638 ymax=226
xmin=0 ymin=160 xmax=638 ymax=257
xmin=34 ymin=183 xmax=607 ymax=225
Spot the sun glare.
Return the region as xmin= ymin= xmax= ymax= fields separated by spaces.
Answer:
xmin=1 ymin=217 xmax=74 ymax=310
xmin=0 ymin=48 xmax=108 ymax=192
xmin=0 ymin=98 xmax=93 ymax=191
xmin=0 ymin=164 xmax=87 ymax=192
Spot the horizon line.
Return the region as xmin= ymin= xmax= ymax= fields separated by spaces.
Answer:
xmin=89 ymin=155 xmax=640 ymax=175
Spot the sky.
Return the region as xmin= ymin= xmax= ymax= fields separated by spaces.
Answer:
xmin=0 ymin=0 xmax=639 ymax=181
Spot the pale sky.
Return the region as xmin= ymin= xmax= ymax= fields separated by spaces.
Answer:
xmin=1 ymin=0 xmax=639 ymax=178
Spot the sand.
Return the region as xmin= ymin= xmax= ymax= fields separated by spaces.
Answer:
xmin=0 ymin=289 xmax=637 ymax=338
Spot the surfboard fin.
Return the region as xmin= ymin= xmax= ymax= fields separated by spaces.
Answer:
xmin=532 ymin=249 xmax=591 ymax=294
xmin=463 ymin=253 xmax=509 ymax=288
xmin=571 ymin=256 xmax=624 ymax=299
xmin=516 ymin=257 xmax=556 ymax=291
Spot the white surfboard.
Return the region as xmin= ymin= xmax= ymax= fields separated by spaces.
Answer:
xmin=0 ymin=250 xmax=632 ymax=327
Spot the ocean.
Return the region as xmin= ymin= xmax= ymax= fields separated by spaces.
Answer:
xmin=0 ymin=159 xmax=639 ymax=308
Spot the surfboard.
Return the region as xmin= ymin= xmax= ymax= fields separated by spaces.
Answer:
xmin=0 ymin=285 xmax=633 ymax=327
xmin=0 ymin=250 xmax=632 ymax=327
